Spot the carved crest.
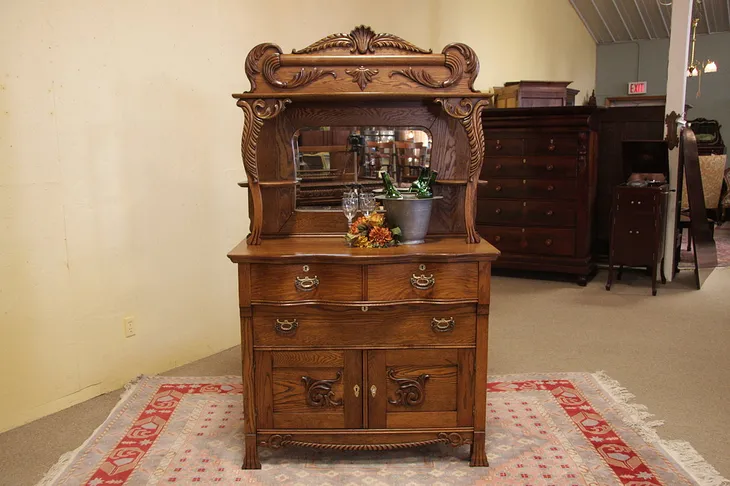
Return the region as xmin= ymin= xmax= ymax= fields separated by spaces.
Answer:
xmin=345 ymin=67 xmax=379 ymax=91
xmin=302 ymin=371 xmax=343 ymax=408
xmin=292 ymin=25 xmax=432 ymax=55
xmin=387 ymin=369 xmax=429 ymax=406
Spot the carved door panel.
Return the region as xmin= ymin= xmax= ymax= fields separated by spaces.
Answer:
xmin=366 ymin=349 xmax=474 ymax=429
xmin=255 ymin=350 xmax=363 ymax=429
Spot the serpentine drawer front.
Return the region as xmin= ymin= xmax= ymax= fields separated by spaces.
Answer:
xmin=367 ymin=263 xmax=478 ymax=301
xmin=249 ymin=263 xmax=362 ymax=302
xmin=251 ymin=304 xmax=477 ymax=348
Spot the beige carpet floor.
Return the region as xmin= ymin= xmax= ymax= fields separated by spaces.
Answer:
xmin=1 ymin=267 xmax=728 ymax=486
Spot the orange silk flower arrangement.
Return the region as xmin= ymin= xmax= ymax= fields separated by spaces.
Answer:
xmin=345 ymin=213 xmax=401 ymax=248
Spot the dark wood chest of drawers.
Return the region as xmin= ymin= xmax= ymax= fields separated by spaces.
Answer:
xmin=478 ymin=107 xmax=599 ymax=284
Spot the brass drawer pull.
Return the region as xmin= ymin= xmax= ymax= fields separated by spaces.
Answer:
xmin=294 ymin=275 xmax=319 ymax=292
xmin=546 ymin=164 xmax=554 ymax=171
xmin=431 ymin=317 xmax=455 ymax=333
xmin=522 ymin=158 xmax=527 ymax=164
xmin=495 ymin=163 xmax=502 ymax=170
xmin=546 ymin=209 xmax=554 ymax=216
xmin=547 ymin=185 xmax=555 ymax=191
xmin=545 ymin=238 xmax=553 ymax=247
xmin=495 ymin=208 xmax=502 ymax=214
xmin=411 ymin=274 xmax=435 ymax=290
xmin=275 ymin=319 xmax=298 ymax=335
xmin=548 ymin=139 xmax=556 ymax=151
xmin=495 ymin=185 xmax=502 ymax=192
xmin=495 ymin=140 xmax=502 ymax=150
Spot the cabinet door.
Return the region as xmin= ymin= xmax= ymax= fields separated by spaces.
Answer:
xmin=255 ymin=350 xmax=362 ymax=429
xmin=366 ymin=349 xmax=474 ymax=429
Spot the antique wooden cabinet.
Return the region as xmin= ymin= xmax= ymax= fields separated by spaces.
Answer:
xmin=478 ymin=107 xmax=598 ymax=284
xmin=605 ymin=184 xmax=669 ymax=295
xmin=228 ymin=26 xmax=499 ymax=469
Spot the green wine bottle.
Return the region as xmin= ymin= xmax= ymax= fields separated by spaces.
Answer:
xmin=415 ymin=168 xmax=438 ymax=198
xmin=409 ymin=167 xmax=429 ymax=193
xmin=381 ymin=172 xmax=402 ymax=198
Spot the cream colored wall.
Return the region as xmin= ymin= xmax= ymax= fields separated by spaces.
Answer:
xmin=0 ymin=0 xmax=595 ymax=432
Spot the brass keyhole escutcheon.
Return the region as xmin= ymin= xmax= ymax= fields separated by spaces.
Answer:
xmin=370 ymin=385 xmax=377 ymax=397
xmin=419 ymin=264 xmax=426 ymax=271
xmin=302 ymin=265 xmax=310 ymax=272
xmin=361 ymin=306 xmax=369 ymax=312
xmin=353 ymin=385 xmax=360 ymax=398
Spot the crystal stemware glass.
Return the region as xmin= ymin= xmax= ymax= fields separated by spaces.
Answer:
xmin=342 ymin=191 xmax=358 ymax=226
xmin=359 ymin=191 xmax=377 ymax=216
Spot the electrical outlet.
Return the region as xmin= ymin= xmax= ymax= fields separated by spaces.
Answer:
xmin=124 ymin=316 xmax=136 ymax=337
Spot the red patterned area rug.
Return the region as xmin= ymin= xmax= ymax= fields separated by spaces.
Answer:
xmin=39 ymin=373 xmax=728 ymax=486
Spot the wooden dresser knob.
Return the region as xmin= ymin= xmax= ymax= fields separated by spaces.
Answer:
xmin=546 ymin=164 xmax=554 ymax=171
xmin=495 ymin=185 xmax=502 ymax=192
xmin=495 ymin=208 xmax=502 ymax=214
xmin=548 ymin=139 xmax=556 ymax=151
xmin=547 ymin=185 xmax=555 ymax=191
xmin=546 ymin=210 xmax=554 ymax=216
xmin=494 ymin=235 xmax=501 ymax=242
xmin=495 ymin=164 xmax=502 ymax=170
xmin=545 ymin=238 xmax=553 ymax=246
xmin=495 ymin=140 xmax=502 ymax=150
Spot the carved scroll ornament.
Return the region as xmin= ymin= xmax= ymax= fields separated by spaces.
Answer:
xmin=302 ymin=371 xmax=343 ymax=408
xmin=245 ymin=43 xmax=336 ymax=91
xmin=390 ymin=43 xmax=480 ymax=91
xmin=387 ymin=369 xmax=430 ymax=406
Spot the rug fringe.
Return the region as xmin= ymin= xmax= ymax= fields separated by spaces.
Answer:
xmin=593 ymin=371 xmax=730 ymax=486
xmin=36 ymin=375 xmax=147 ymax=486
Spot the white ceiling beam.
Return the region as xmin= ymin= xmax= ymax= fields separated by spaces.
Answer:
xmin=633 ymin=0 xmax=654 ymax=38
xmin=569 ymin=0 xmax=600 ymax=43
xmin=657 ymin=0 xmax=671 ymax=35
xmin=612 ymin=0 xmax=635 ymax=39
xmin=590 ymin=0 xmax=617 ymax=42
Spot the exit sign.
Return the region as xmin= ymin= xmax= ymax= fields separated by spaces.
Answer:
xmin=628 ymin=81 xmax=647 ymax=95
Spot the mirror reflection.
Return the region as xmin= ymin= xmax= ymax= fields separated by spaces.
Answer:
xmin=294 ymin=126 xmax=432 ymax=210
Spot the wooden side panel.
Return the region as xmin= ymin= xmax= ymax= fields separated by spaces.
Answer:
xmin=457 ymin=348 xmax=475 ymax=427
xmin=254 ymin=351 xmax=273 ymax=429
xmin=238 ymin=264 xmax=251 ymax=307
xmin=473 ymin=315 xmax=489 ymax=433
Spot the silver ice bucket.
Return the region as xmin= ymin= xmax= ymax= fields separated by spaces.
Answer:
xmin=379 ymin=194 xmax=442 ymax=245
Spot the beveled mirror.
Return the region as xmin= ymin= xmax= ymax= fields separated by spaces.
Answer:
xmin=294 ymin=126 xmax=431 ymax=209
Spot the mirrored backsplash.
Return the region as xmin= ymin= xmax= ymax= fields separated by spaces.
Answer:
xmin=294 ymin=126 xmax=432 ymax=210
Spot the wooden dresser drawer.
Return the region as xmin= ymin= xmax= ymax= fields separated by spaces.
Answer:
xmin=477 ymin=199 xmax=576 ymax=227
xmin=478 ymin=225 xmax=576 ymax=257
xmin=252 ymin=304 xmax=477 ymax=347
xmin=478 ymin=179 xmax=576 ymax=200
xmin=482 ymin=156 xmax=577 ymax=178
xmin=615 ymin=189 xmax=659 ymax=215
xmin=524 ymin=135 xmax=578 ymax=156
xmin=250 ymin=263 xmax=362 ymax=302
xmin=367 ymin=262 xmax=478 ymax=301
xmin=484 ymin=137 xmax=522 ymax=155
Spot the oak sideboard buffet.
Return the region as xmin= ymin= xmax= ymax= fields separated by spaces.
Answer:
xmin=228 ymin=26 xmax=499 ymax=469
